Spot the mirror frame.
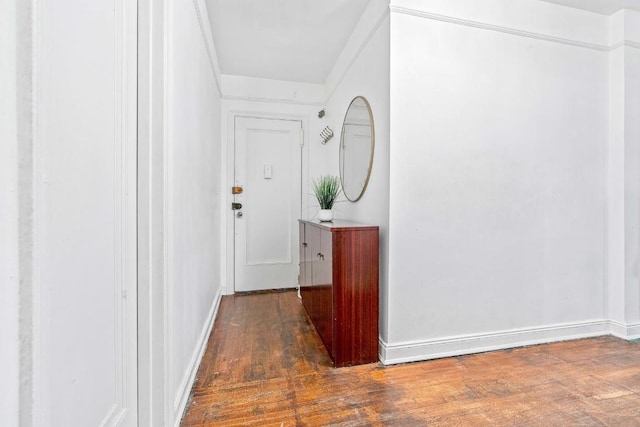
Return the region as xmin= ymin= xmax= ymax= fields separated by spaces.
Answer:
xmin=339 ymin=96 xmax=375 ymax=202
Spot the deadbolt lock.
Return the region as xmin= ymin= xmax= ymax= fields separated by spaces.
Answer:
xmin=231 ymin=202 xmax=242 ymax=210
xmin=232 ymin=186 xmax=243 ymax=194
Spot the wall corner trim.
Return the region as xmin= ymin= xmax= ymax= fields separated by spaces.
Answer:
xmin=173 ymin=288 xmax=223 ymax=427
xmin=324 ymin=6 xmax=390 ymax=104
xmin=378 ymin=320 xmax=612 ymax=365
xmin=191 ymin=0 xmax=223 ymax=96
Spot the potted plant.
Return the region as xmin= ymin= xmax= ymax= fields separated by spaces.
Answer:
xmin=313 ymin=175 xmax=341 ymax=222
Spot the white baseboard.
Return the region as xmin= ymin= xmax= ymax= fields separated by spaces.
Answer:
xmin=609 ymin=320 xmax=640 ymax=340
xmin=173 ymin=288 xmax=223 ymax=427
xmin=379 ymin=319 xmax=611 ymax=365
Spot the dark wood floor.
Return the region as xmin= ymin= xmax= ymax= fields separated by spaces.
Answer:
xmin=181 ymin=290 xmax=640 ymax=426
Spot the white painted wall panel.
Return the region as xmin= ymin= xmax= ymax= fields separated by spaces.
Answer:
xmin=611 ymin=9 xmax=640 ymax=46
xmin=623 ymin=47 xmax=640 ymax=326
xmin=387 ymin=10 xmax=608 ymax=345
xmin=34 ymin=0 xmax=137 ymax=425
xmin=323 ymin=9 xmax=391 ymax=341
xmin=623 ymin=10 xmax=640 ymax=43
xmin=168 ymin=0 xmax=223 ymax=420
xmin=594 ymin=10 xmax=640 ymax=339
xmin=0 ymin=0 xmax=20 ymax=424
xmin=607 ymin=45 xmax=627 ymax=327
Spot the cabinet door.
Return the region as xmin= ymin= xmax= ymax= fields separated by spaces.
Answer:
xmin=299 ymin=222 xmax=312 ymax=289
xmin=300 ymin=224 xmax=333 ymax=358
xmin=300 ymin=223 xmax=316 ymax=318
xmin=314 ymin=229 xmax=333 ymax=286
xmin=311 ymin=229 xmax=333 ymax=357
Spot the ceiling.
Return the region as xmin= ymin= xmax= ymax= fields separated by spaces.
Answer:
xmin=204 ymin=0 xmax=640 ymax=84
xmin=541 ymin=0 xmax=640 ymax=15
xmin=205 ymin=0 xmax=370 ymax=84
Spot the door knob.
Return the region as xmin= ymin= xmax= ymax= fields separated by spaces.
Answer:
xmin=236 ymin=211 xmax=243 ymax=218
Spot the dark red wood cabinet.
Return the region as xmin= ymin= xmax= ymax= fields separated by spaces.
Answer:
xmin=299 ymin=220 xmax=379 ymax=367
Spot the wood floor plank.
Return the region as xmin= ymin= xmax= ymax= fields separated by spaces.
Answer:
xmin=181 ymin=291 xmax=640 ymax=426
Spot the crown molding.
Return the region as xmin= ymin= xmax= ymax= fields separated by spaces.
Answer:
xmin=220 ymin=74 xmax=325 ymax=106
xmin=389 ymin=5 xmax=611 ymax=52
xmin=222 ymin=94 xmax=324 ymax=107
xmin=611 ymin=40 xmax=640 ymax=50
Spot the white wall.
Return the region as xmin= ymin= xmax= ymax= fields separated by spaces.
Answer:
xmin=33 ymin=0 xmax=138 ymax=425
xmin=168 ymin=0 xmax=224 ymax=423
xmin=384 ymin=0 xmax=610 ymax=363
xmin=607 ymin=9 xmax=640 ymax=338
xmin=222 ymin=74 xmax=325 ymax=105
xmin=0 ymin=0 xmax=20 ymax=424
xmin=322 ymin=0 xmax=391 ymax=340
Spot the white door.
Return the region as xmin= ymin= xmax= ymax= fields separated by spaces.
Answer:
xmin=234 ymin=117 xmax=302 ymax=292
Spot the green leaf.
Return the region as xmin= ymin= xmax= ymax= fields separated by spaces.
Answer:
xmin=312 ymin=175 xmax=342 ymax=209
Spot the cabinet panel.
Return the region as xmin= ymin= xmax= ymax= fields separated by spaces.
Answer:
xmin=299 ymin=220 xmax=379 ymax=367
xmin=314 ymin=229 xmax=332 ymax=286
xmin=312 ymin=229 xmax=333 ymax=355
xmin=300 ymin=225 xmax=333 ymax=355
xmin=332 ymin=229 xmax=379 ymax=366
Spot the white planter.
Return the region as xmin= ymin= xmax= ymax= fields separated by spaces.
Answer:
xmin=318 ymin=209 xmax=334 ymax=222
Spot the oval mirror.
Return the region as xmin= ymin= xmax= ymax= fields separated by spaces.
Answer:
xmin=339 ymin=96 xmax=375 ymax=202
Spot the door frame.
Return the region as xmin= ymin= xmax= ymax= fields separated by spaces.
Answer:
xmin=223 ymin=110 xmax=310 ymax=295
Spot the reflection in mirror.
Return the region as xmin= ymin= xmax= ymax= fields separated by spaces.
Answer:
xmin=339 ymin=96 xmax=375 ymax=202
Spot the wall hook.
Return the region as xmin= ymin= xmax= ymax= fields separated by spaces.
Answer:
xmin=320 ymin=126 xmax=334 ymax=144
